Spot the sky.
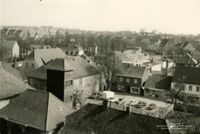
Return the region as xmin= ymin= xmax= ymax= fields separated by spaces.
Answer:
xmin=1 ymin=0 xmax=200 ymax=35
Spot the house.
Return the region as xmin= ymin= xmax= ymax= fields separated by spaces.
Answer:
xmin=2 ymin=40 xmax=20 ymax=60
xmin=0 ymin=63 xmax=32 ymax=110
xmin=27 ymin=56 xmax=102 ymax=102
xmin=65 ymin=37 xmax=84 ymax=56
xmin=144 ymin=74 xmax=172 ymax=99
xmin=180 ymin=42 xmax=196 ymax=52
xmin=58 ymin=103 xmax=170 ymax=134
xmin=0 ymin=89 xmax=74 ymax=134
xmin=173 ymin=53 xmax=197 ymax=66
xmin=115 ymin=64 xmax=149 ymax=95
xmin=114 ymin=47 xmax=150 ymax=66
xmin=22 ymin=48 xmax=66 ymax=76
xmin=159 ymin=39 xmax=176 ymax=53
xmin=171 ymin=65 xmax=200 ymax=103
xmin=65 ymin=44 xmax=84 ymax=56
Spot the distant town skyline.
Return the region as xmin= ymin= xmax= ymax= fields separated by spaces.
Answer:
xmin=1 ymin=0 xmax=200 ymax=35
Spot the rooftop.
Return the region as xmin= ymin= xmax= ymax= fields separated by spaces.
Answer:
xmin=173 ymin=65 xmax=200 ymax=85
xmin=28 ymin=56 xmax=101 ymax=80
xmin=0 ymin=89 xmax=74 ymax=131
xmin=26 ymin=48 xmax=66 ymax=67
xmin=58 ymin=104 xmax=170 ymax=134
xmin=173 ymin=53 xmax=197 ymax=65
xmin=116 ymin=63 xmax=147 ymax=78
xmin=0 ymin=65 xmax=33 ymax=100
xmin=144 ymin=74 xmax=172 ymax=91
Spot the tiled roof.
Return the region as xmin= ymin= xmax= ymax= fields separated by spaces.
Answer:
xmin=26 ymin=48 xmax=66 ymax=67
xmin=0 ymin=67 xmax=33 ymax=100
xmin=0 ymin=89 xmax=74 ymax=131
xmin=116 ymin=64 xmax=146 ymax=78
xmin=58 ymin=104 xmax=170 ymax=134
xmin=28 ymin=56 xmax=101 ymax=80
xmin=173 ymin=65 xmax=200 ymax=85
xmin=144 ymin=74 xmax=172 ymax=91
xmin=174 ymin=53 xmax=197 ymax=65
xmin=159 ymin=39 xmax=169 ymax=47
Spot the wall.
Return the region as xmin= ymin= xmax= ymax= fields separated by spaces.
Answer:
xmin=78 ymin=49 xmax=84 ymax=55
xmin=171 ymin=82 xmax=200 ymax=97
xmin=73 ymin=74 xmax=100 ymax=98
xmin=22 ymin=59 xmax=38 ymax=77
xmin=116 ymin=76 xmax=142 ymax=88
xmin=47 ymin=70 xmax=65 ymax=101
xmin=0 ymin=99 xmax=10 ymax=110
xmin=12 ymin=42 xmax=20 ymax=58
xmin=151 ymin=63 xmax=162 ymax=72
xmin=142 ymin=68 xmax=149 ymax=84
xmin=28 ymin=77 xmax=46 ymax=90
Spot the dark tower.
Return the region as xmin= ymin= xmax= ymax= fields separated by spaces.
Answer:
xmin=47 ymin=69 xmax=64 ymax=101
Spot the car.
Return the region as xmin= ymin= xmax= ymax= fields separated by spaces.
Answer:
xmin=133 ymin=104 xmax=143 ymax=109
xmin=137 ymin=101 xmax=147 ymax=107
xmin=146 ymin=103 xmax=156 ymax=110
xmin=130 ymin=100 xmax=138 ymax=106
xmin=133 ymin=101 xmax=147 ymax=109
xmin=88 ymin=92 xmax=102 ymax=100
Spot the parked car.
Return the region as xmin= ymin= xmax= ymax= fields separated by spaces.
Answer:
xmin=146 ymin=103 xmax=156 ymax=110
xmin=133 ymin=101 xmax=147 ymax=108
xmin=130 ymin=100 xmax=138 ymax=106
xmin=88 ymin=92 xmax=102 ymax=100
xmin=137 ymin=101 xmax=147 ymax=107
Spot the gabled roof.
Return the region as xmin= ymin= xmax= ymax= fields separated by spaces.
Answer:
xmin=159 ymin=39 xmax=176 ymax=49
xmin=65 ymin=44 xmax=83 ymax=55
xmin=0 ymin=89 xmax=73 ymax=131
xmin=26 ymin=48 xmax=66 ymax=67
xmin=116 ymin=64 xmax=147 ymax=78
xmin=0 ymin=67 xmax=33 ymax=100
xmin=3 ymin=40 xmax=18 ymax=50
xmin=174 ymin=53 xmax=197 ymax=65
xmin=144 ymin=74 xmax=172 ymax=91
xmin=159 ymin=39 xmax=169 ymax=47
xmin=28 ymin=56 xmax=101 ymax=80
xmin=58 ymin=104 xmax=170 ymax=134
xmin=173 ymin=65 xmax=200 ymax=85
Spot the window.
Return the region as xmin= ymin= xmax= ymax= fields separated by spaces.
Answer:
xmin=79 ymin=78 xmax=83 ymax=86
xmin=196 ymin=86 xmax=200 ymax=92
xmin=119 ymin=77 xmax=123 ymax=82
xmin=117 ymin=85 xmax=125 ymax=91
xmin=134 ymin=79 xmax=138 ymax=84
xmin=32 ymin=63 xmax=34 ymax=68
xmin=130 ymin=87 xmax=139 ymax=94
xmin=64 ymin=80 xmax=73 ymax=86
xmin=189 ymin=85 xmax=192 ymax=91
xmin=126 ymin=78 xmax=130 ymax=83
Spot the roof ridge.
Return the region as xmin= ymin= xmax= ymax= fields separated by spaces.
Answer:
xmin=27 ymin=89 xmax=46 ymax=93
xmin=45 ymin=92 xmax=50 ymax=131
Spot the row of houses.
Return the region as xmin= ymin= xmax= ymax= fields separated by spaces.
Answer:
xmin=1 ymin=48 xmax=200 ymax=134
xmin=113 ymin=52 xmax=200 ymax=103
xmin=0 ymin=61 xmax=172 ymax=134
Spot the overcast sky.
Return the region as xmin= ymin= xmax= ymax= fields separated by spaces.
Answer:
xmin=1 ymin=0 xmax=200 ymax=34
